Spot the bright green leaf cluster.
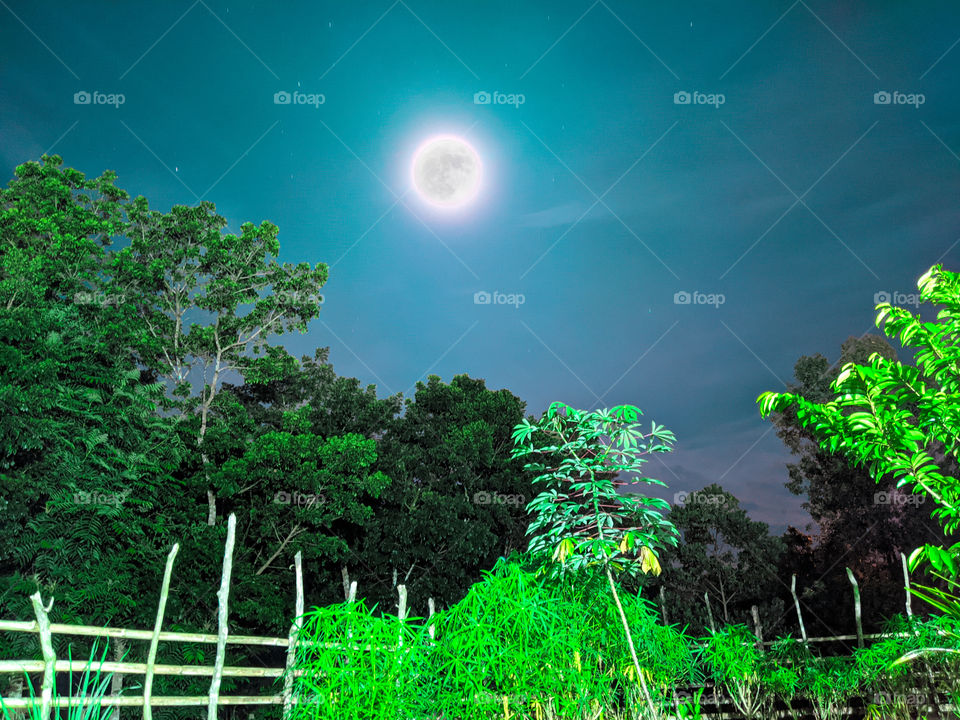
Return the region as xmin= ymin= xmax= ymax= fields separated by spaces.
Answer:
xmin=758 ymin=264 xmax=960 ymax=666
xmin=758 ymin=264 xmax=960 ymax=581
xmin=510 ymin=402 xmax=681 ymax=584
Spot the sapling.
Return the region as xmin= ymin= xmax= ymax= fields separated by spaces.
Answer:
xmin=510 ymin=402 xmax=682 ymax=719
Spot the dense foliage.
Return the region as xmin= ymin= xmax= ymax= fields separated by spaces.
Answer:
xmin=1 ymin=155 xmax=952 ymax=718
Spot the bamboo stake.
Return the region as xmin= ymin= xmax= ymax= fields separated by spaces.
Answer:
xmin=109 ymin=637 xmax=126 ymax=720
xmin=790 ymin=574 xmax=808 ymax=644
xmin=0 ymin=621 xmax=937 ymax=685
xmin=845 ymin=567 xmax=864 ymax=649
xmin=343 ymin=579 xmax=358 ymax=673
xmin=659 ymin=587 xmax=669 ymax=626
xmin=0 ymin=694 xmax=324 ymax=711
xmin=902 ymin=551 xmax=913 ymax=618
xmin=0 ymin=640 xmax=419 ymax=675
xmin=703 ymin=591 xmax=720 ymax=713
xmin=703 ymin=592 xmax=716 ymax=634
xmin=427 ymin=598 xmax=436 ymax=641
xmin=0 ymin=661 xmax=307 ymax=680
xmin=899 ymin=555 xmax=940 ymax=717
xmin=396 ymin=586 xmax=407 ymax=690
xmin=28 ymin=592 xmax=55 ymax=720
xmin=397 ymin=585 xmax=407 ymax=622
xmin=282 ymin=551 xmax=304 ymax=720
xmin=143 ymin=542 xmax=179 ymax=720
xmin=207 ymin=513 xmax=237 ymax=720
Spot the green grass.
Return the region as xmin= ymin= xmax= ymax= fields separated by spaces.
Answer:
xmin=6 ymin=556 xmax=960 ymax=720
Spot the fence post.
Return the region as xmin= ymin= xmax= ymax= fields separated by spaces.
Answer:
xmin=790 ymin=574 xmax=808 ymax=644
xmin=282 ymin=551 xmax=304 ymax=720
xmin=109 ymin=637 xmax=126 ymax=720
xmin=144 ymin=542 xmax=180 ymax=720
xmin=428 ymin=598 xmax=436 ymax=641
xmin=703 ymin=592 xmax=716 ymax=635
xmin=342 ymin=580 xmax=357 ymax=672
xmin=845 ymin=567 xmax=864 ymax=649
xmin=702 ymin=592 xmax=719 ymax=712
xmin=341 ymin=567 xmax=350 ymax=602
xmin=207 ymin=513 xmax=237 ymax=720
xmin=397 ymin=585 xmax=407 ymax=623
xmin=27 ymin=592 xmax=55 ymax=720
xmin=901 ymin=552 xmax=913 ymax=619
xmin=396 ymin=586 xmax=407 ymax=690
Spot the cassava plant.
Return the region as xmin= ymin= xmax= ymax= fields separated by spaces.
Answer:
xmin=510 ymin=402 xmax=682 ymax=719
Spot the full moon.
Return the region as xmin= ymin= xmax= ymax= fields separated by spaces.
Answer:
xmin=411 ymin=135 xmax=482 ymax=210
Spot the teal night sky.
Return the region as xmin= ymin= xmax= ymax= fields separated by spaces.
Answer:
xmin=3 ymin=1 xmax=960 ymax=537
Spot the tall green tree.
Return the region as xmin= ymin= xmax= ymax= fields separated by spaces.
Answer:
xmin=0 ymin=301 xmax=188 ymax=653
xmin=221 ymin=346 xmax=404 ymax=445
xmin=0 ymin=155 xmax=127 ymax=312
xmin=216 ymin=346 xmax=405 ymax=604
xmin=207 ymin=399 xmax=393 ymax=625
xmin=103 ymin=191 xmax=329 ymax=527
xmin=0 ymin=155 xmax=331 ymax=718
xmin=0 ymin=157 xmax=194 ymax=706
xmin=351 ymin=373 xmax=540 ymax=617
xmin=188 ymin=355 xmax=544 ymax=686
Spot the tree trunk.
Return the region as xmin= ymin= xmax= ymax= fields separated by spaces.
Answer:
xmin=206 ymin=486 xmax=217 ymax=526
xmin=199 ymin=376 xmax=220 ymax=527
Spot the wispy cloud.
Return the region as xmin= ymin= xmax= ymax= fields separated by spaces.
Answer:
xmin=520 ymin=201 xmax=597 ymax=229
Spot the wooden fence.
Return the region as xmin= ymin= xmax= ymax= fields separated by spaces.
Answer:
xmin=661 ymin=549 xmax=942 ymax=653
xmin=0 ymin=514 xmax=955 ymax=720
xmin=0 ymin=513 xmax=438 ymax=720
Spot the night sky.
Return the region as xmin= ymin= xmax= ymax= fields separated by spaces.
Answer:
xmin=3 ymin=1 xmax=960 ymax=540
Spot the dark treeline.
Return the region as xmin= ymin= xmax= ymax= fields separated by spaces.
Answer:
xmin=0 ymin=156 xmax=951 ymax=719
